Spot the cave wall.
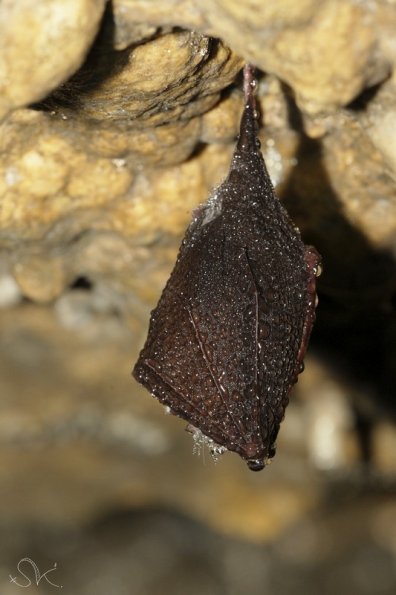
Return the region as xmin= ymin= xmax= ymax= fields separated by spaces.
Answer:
xmin=0 ymin=2 xmax=396 ymax=593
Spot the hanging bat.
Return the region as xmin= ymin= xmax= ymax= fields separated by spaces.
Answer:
xmin=133 ymin=64 xmax=321 ymax=471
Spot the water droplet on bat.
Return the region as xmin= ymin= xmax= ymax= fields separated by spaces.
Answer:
xmin=132 ymin=64 xmax=321 ymax=471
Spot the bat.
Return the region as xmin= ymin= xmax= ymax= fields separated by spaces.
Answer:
xmin=133 ymin=64 xmax=321 ymax=471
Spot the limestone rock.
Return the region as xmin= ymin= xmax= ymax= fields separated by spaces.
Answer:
xmin=0 ymin=28 xmax=242 ymax=239
xmin=114 ymin=0 xmax=391 ymax=114
xmin=361 ymin=77 xmax=396 ymax=183
xmin=1 ymin=1 xmax=394 ymax=119
xmin=309 ymin=110 xmax=396 ymax=254
xmin=0 ymin=0 xmax=395 ymax=562
xmin=200 ymin=89 xmax=242 ymax=144
xmin=13 ymin=254 xmax=67 ymax=304
xmin=326 ymin=128 xmax=396 ymax=254
xmin=204 ymin=0 xmax=388 ymax=113
xmin=0 ymin=304 xmax=344 ymax=539
xmin=42 ymin=30 xmax=242 ymax=126
xmin=0 ymin=0 xmax=106 ymax=120
xmin=0 ymin=110 xmax=134 ymax=235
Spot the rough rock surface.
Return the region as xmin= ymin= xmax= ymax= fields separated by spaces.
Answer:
xmin=0 ymin=1 xmax=396 ymax=593
xmin=114 ymin=0 xmax=391 ymax=114
xmin=0 ymin=0 xmax=107 ymax=120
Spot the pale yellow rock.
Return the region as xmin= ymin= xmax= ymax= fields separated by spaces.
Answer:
xmin=210 ymin=0 xmax=318 ymax=28
xmin=0 ymin=112 xmax=134 ymax=231
xmin=375 ymin=1 xmax=396 ymax=67
xmin=366 ymin=108 xmax=396 ymax=177
xmin=361 ymin=78 xmax=396 ymax=183
xmin=205 ymin=0 xmax=388 ymax=114
xmin=54 ymin=30 xmax=242 ymax=126
xmin=0 ymin=0 xmax=106 ymax=120
xmin=0 ymin=106 xmax=203 ymax=169
xmin=58 ymin=117 xmax=202 ymax=167
xmin=0 ymin=126 xmax=73 ymax=229
xmin=13 ymin=255 xmax=67 ymax=303
xmin=266 ymin=0 xmax=387 ymax=114
xmin=114 ymin=0 xmax=390 ymax=114
xmin=110 ymin=157 xmax=208 ymax=240
xmin=0 ymin=304 xmax=323 ymax=541
xmin=66 ymin=157 xmax=133 ymax=202
xmin=1 ymin=304 xmax=392 ymax=544
xmin=321 ymin=112 xmax=396 ymax=250
xmin=15 ymin=145 xmax=69 ymax=200
xmin=113 ymin=0 xmax=203 ymax=33
xmin=200 ymin=90 xmax=242 ymax=144
xmin=0 ymin=0 xmax=395 ymax=557
xmin=112 ymin=16 xmax=158 ymax=51
xmin=0 ymin=26 xmax=242 ymax=239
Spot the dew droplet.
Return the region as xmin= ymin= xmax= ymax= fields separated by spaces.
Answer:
xmin=315 ymin=263 xmax=323 ymax=277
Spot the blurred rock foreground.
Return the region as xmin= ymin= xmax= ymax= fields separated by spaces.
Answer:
xmin=1 ymin=1 xmax=396 ymax=594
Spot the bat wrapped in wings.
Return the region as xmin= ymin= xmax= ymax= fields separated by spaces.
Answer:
xmin=133 ymin=65 xmax=321 ymax=471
